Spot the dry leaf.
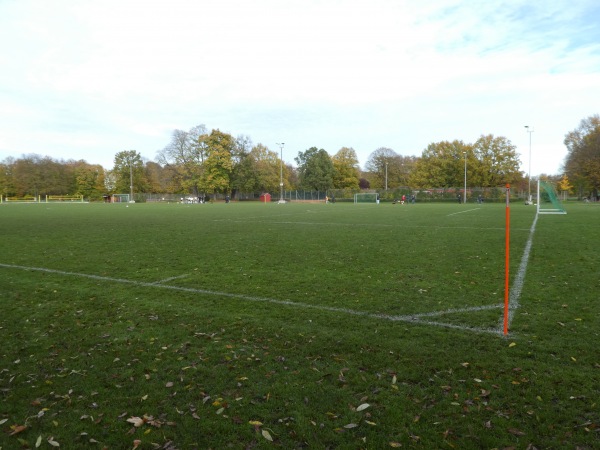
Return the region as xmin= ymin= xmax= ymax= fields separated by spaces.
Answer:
xmin=36 ymin=435 xmax=42 ymax=448
xmin=165 ymin=382 xmax=174 ymax=388
xmin=126 ymin=416 xmax=145 ymax=427
xmin=249 ymin=420 xmax=263 ymax=426
xmin=261 ymin=429 xmax=273 ymax=441
xmin=47 ymin=437 xmax=60 ymax=447
xmin=133 ymin=439 xmax=142 ymax=450
xmin=344 ymin=423 xmax=358 ymax=428
xmin=356 ymin=403 xmax=370 ymax=412
xmin=389 ymin=442 xmax=402 ymax=447
xmin=9 ymin=425 xmax=27 ymax=436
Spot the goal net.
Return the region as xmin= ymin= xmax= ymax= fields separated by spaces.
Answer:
xmin=45 ymin=195 xmax=84 ymax=203
xmin=354 ymin=193 xmax=379 ymax=204
xmin=537 ymin=180 xmax=567 ymax=215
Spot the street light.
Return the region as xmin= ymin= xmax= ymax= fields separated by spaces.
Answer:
xmin=385 ymin=162 xmax=388 ymax=191
xmin=524 ymin=126 xmax=534 ymax=204
xmin=463 ymin=151 xmax=467 ymax=204
xmin=129 ymin=160 xmax=134 ymax=203
xmin=276 ymin=142 xmax=285 ymax=203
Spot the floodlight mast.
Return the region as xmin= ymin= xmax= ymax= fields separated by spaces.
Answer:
xmin=463 ymin=151 xmax=467 ymax=204
xmin=524 ymin=126 xmax=534 ymax=204
xmin=277 ymin=143 xmax=285 ymax=203
xmin=129 ymin=160 xmax=134 ymax=202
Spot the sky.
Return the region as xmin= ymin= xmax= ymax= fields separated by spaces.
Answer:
xmin=1 ymin=0 xmax=599 ymax=176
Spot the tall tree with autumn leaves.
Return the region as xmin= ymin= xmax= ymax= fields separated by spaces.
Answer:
xmin=563 ymin=114 xmax=600 ymax=199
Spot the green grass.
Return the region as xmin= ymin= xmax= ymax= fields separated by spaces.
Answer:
xmin=1 ymin=201 xmax=599 ymax=449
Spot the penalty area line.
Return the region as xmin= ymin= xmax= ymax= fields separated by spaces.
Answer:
xmin=1 ymin=262 xmax=504 ymax=336
xmin=447 ymin=208 xmax=481 ymax=216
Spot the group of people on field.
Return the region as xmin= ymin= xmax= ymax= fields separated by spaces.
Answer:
xmin=393 ymin=194 xmax=415 ymax=205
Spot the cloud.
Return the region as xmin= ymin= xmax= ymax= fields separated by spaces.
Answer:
xmin=1 ymin=0 xmax=599 ymax=174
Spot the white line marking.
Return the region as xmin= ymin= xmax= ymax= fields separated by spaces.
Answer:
xmin=1 ymin=263 xmax=505 ymax=336
xmin=447 ymin=208 xmax=481 ymax=216
xmin=497 ymin=212 xmax=538 ymax=334
xmin=150 ymin=274 xmax=188 ymax=285
xmin=213 ymin=218 xmax=530 ymax=232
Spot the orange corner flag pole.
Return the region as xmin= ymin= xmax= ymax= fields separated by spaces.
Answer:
xmin=503 ymin=184 xmax=510 ymax=335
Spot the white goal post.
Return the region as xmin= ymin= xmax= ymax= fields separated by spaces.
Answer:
xmin=537 ymin=180 xmax=567 ymax=214
xmin=354 ymin=193 xmax=379 ymax=204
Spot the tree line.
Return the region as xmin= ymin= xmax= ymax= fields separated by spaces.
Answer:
xmin=1 ymin=116 xmax=598 ymax=200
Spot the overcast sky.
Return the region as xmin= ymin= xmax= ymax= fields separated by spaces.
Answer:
xmin=1 ymin=0 xmax=599 ymax=175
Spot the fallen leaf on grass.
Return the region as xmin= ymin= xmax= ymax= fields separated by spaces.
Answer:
xmin=261 ymin=429 xmax=273 ymax=441
xmin=508 ymin=428 xmax=526 ymax=436
xmin=508 ymin=342 xmax=516 ymax=347
xmin=356 ymin=403 xmax=370 ymax=412
xmin=0 ymin=418 xmax=7 ymax=425
xmin=133 ymin=439 xmax=142 ymax=449
xmin=9 ymin=425 xmax=27 ymax=436
xmin=126 ymin=416 xmax=145 ymax=427
xmin=36 ymin=435 xmax=42 ymax=448
xmin=47 ymin=437 xmax=60 ymax=447
xmin=344 ymin=423 xmax=359 ymax=429
xmin=389 ymin=442 xmax=402 ymax=447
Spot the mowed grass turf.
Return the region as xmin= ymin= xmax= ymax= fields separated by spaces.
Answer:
xmin=0 ymin=200 xmax=598 ymax=449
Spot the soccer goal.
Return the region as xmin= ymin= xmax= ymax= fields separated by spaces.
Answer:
xmin=45 ymin=195 xmax=84 ymax=203
xmin=537 ymin=180 xmax=567 ymax=214
xmin=354 ymin=193 xmax=379 ymax=204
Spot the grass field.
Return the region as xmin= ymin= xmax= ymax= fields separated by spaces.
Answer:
xmin=1 ymin=200 xmax=598 ymax=449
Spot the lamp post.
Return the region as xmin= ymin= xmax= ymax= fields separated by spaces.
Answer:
xmin=385 ymin=162 xmax=388 ymax=191
xmin=463 ymin=152 xmax=467 ymax=204
xmin=524 ymin=126 xmax=534 ymax=204
xmin=276 ymin=142 xmax=285 ymax=203
xmin=129 ymin=160 xmax=134 ymax=203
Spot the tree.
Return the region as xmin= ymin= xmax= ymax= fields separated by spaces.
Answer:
xmin=364 ymin=147 xmax=397 ymax=189
xmin=564 ymin=115 xmax=600 ymax=199
xmin=113 ymin=150 xmax=144 ymax=195
xmin=144 ymin=161 xmax=172 ymax=193
xmin=246 ymin=144 xmax=285 ymax=193
xmin=0 ymin=157 xmax=16 ymax=196
xmin=230 ymin=135 xmax=257 ymax=198
xmin=409 ymin=141 xmax=472 ymax=188
xmin=295 ymin=147 xmax=335 ymax=192
xmin=557 ymin=174 xmax=573 ymax=195
xmin=199 ymin=129 xmax=235 ymax=195
xmin=156 ymin=124 xmax=208 ymax=195
xmin=73 ymin=162 xmax=105 ymax=200
xmin=331 ymin=147 xmax=360 ymax=190
xmin=471 ymin=135 xmax=521 ymax=186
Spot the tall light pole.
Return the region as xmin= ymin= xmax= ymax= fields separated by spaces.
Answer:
xmin=525 ymin=126 xmax=534 ymax=204
xmin=276 ymin=142 xmax=285 ymax=203
xmin=463 ymin=151 xmax=467 ymax=204
xmin=385 ymin=162 xmax=388 ymax=191
xmin=129 ymin=159 xmax=134 ymax=203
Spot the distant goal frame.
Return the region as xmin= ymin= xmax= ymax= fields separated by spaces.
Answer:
xmin=353 ymin=193 xmax=379 ymax=204
xmin=537 ymin=180 xmax=567 ymax=215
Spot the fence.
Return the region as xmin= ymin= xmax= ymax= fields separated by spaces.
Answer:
xmin=118 ymin=187 xmax=531 ymax=204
